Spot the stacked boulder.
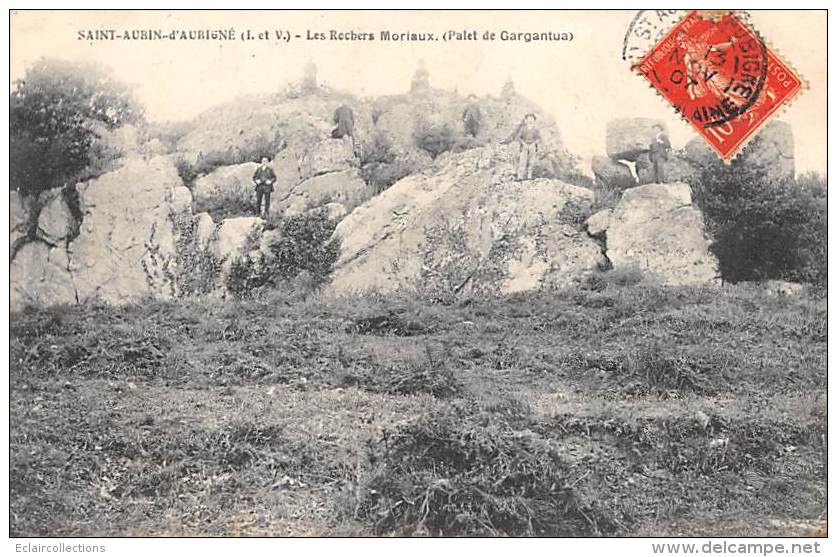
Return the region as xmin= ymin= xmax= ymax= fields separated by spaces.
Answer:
xmin=594 ymin=118 xmax=700 ymax=190
xmin=594 ymin=118 xmax=795 ymax=191
xmin=585 ymin=183 xmax=719 ymax=285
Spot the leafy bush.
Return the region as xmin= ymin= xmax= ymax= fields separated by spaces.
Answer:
xmin=193 ymin=186 xmax=255 ymax=222
xmin=268 ymin=210 xmax=341 ymax=283
xmin=360 ymin=159 xmax=418 ymax=193
xmin=414 ymin=123 xmax=456 ymax=159
xmin=359 ymin=132 xmax=397 ymax=166
xmin=356 ymin=406 xmax=616 ymax=536
xmin=10 ymin=59 xmax=143 ymax=196
xmin=693 ymin=162 xmax=826 ymax=286
xmin=225 ymin=210 xmax=341 ymax=298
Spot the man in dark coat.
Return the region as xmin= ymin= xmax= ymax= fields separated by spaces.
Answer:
xmin=253 ymin=156 xmax=277 ymax=217
xmin=462 ymin=94 xmax=482 ymax=138
xmin=648 ymin=124 xmax=671 ymax=183
xmin=331 ymin=105 xmax=355 ymax=139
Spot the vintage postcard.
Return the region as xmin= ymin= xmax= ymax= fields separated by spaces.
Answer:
xmin=7 ymin=8 xmax=827 ymax=546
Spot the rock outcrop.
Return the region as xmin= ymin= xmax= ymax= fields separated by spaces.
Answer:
xmin=68 ymin=156 xmax=185 ymax=303
xmin=176 ymin=92 xmax=372 ymax=170
xmin=329 ymin=148 xmax=605 ymax=297
xmin=589 ymin=183 xmax=719 ymax=285
xmin=10 ymin=156 xmax=189 ymax=310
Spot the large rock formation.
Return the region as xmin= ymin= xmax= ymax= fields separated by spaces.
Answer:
xmin=329 ymin=148 xmax=605 ymax=297
xmin=177 ymin=80 xmax=580 ymax=221
xmin=606 ymin=118 xmax=667 ymax=161
xmin=589 ymin=183 xmax=719 ymax=285
xmin=10 ymin=156 xmax=189 ymax=310
xmin=68 ymin=156 xmax=185 ymax=303
xmin=176 ymin=92 xmax=373 ymax=169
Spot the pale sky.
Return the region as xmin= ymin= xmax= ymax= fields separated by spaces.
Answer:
xmin=10 ymin=10 xmax=827 ymax=174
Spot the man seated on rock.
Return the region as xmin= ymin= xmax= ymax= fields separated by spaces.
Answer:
xmin=462 ymin=94 xmax=482 ymax=138
xmin=649 ymin=124 xmax=671 ymax=183
xmin=501 ymin=113 xmax=541 ymax=181
xmin=253 ymin=156 xmax=277 ymax=217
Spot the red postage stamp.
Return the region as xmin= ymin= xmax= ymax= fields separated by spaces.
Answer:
xmin=633 ymin=11 xmax=804 ymax=161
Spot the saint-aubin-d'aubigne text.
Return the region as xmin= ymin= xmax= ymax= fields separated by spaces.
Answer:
xmin=77 ymin=28 xmax=572 ymax=43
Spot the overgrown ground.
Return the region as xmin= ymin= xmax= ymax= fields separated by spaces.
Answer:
xmin=10 ymin=282 xmax=827 ymax=537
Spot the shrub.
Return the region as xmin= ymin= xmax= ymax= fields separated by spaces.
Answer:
xmin=356 ymin=406 xmax=616 ymax=536
xmin=359 ymin=132 xmax=397 ymax=166
xmin=10 ymin=59 xmax=143 ymax=196
xmin=174 ymin=158 xmax=200 ymax=188
xmin=693 ymin=162 xmax=826 ymax=286
xmin=224 ymin=210 xmax=341 ymax=298
xmin=268 ymin=210 xmax=341 ymax=284
xmin=225 ymin=255 xmax=271 ymax=299
xmin=360 ymin=159 xmax=417 ymax=193
xmin=414 ymin=123 xmax=456 ymax=159
xmin=193 ymin=187 xmax=254 ymax=222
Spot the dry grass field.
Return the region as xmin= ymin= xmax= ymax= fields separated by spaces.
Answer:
xmin=10 ymin=281 xmax=827 ymax=536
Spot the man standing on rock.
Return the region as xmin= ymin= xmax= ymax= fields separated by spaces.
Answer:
xmin=332 ymin=104 xmax=361 ymax=158
xmin=253 ymin=156 xmax=277 ymax=218
xmin=332 ymin=105 xmax=355 ymax=140
xmin=462 ymin=94 xmax=482 ymax=138
xmin=501 ymin=113 xmax=541 ymax=181
xmin=649 ymin=124 xmax=671 ymax=183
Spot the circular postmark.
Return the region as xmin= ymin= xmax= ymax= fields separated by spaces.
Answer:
xmin=628 ymin=11 xmax=768 ymax=129
xmin=621 ymin=9 xmax=686 ymax=66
